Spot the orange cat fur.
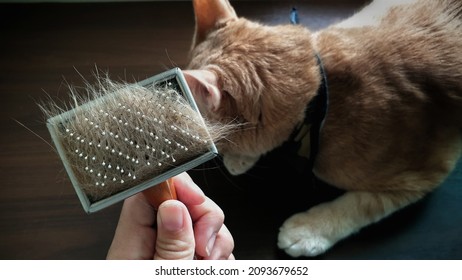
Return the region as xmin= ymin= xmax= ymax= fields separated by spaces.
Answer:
xmin=183 ymin=0 xmax=462 ymax=257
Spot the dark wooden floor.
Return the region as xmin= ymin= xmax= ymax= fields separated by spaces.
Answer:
xmin=1 ymin=0 xmax=461 ymax=260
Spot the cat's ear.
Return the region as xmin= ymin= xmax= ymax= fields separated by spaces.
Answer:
xmin=183 ymin=69 xmax=221 ymax=112
xmin=191 ymin=0 xmax=238 ymax=47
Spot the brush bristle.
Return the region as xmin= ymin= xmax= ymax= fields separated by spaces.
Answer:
xmin=44 ymin=74 xmax=221 ymax=203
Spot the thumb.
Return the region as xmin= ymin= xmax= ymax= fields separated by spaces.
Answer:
xmin=154 ymin=200 xmax=196 ymax=260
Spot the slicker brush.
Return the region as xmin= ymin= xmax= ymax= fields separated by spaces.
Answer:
xmin=43 ymin=68 xmax=220 ymax=213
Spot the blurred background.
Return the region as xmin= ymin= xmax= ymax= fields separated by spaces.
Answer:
xmin=1 ymin=0 xmax=461 ymax=260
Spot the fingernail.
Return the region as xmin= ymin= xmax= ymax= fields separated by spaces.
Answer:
xmin=205 ymin=233 xmax=217 ymax=256
xmin=159 ymin=202 xmax=184 ymax=232
xmin=182 ymin=174 xmax=205 ymax=196
xmin=191 ymin=181 xmax=205 ymax=197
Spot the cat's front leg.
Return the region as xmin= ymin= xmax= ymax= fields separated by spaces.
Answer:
xmin=278 ymin=206 xmax=334 ymax=257
xmin=278 ymin=190 xmax=424 ymax=257
xmin=223 ymin=154 xmax=260 ymax=175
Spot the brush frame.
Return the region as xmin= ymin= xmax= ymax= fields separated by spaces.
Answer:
xmin=47 ymin=68 xmax=218 ymax=213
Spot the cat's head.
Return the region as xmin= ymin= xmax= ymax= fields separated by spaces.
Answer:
xmin=184 ymin=0 xmax=320 ymax=175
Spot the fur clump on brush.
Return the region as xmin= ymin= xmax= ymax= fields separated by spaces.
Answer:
xmin=42 ymin=75 xmax=233 ymax=202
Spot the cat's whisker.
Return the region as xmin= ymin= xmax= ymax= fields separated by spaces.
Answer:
xmin=164 ymin=48 xmax=178 ymax=68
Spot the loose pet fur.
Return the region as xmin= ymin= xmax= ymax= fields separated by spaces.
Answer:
xmin=41 ymin=70 xmax=234 ymax=212
xmin=183 ymin=0 xmax=462 ymax=257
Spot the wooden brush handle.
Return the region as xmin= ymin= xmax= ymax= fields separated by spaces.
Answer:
xmin=142 ymin=178 xmax=177 ymax=210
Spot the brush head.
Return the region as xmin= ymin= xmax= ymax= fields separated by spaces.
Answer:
xmin=44 ymin=68 xmax=218 ymax=213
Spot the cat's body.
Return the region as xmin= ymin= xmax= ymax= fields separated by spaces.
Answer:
xmin=184 ymin=0 xmax=462 ymax=257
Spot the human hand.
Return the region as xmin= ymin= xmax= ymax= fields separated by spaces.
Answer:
xmin=106 ymin=172 xmax=234 ymax=260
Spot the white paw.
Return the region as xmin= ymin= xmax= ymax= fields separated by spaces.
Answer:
xmin=277 ymin=212 xmax=334 ymax=257
xmin=223 ymin=154 xmax=259 ymax=175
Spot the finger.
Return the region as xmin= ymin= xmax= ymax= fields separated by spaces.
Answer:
xmin=172 ymin=172 xmax=234 ymax=259
xmin=107 ymin=194 xmax=156 ymax=259
xmin=173 ymin=172 xmax=206 ymax=206
xmin=154 ymin=200 xmax=196 ymax=260
xmin=203 ymin=224 xmax=235 ymax=260
xmin=188 ymin=197 xmax=226 ymax=258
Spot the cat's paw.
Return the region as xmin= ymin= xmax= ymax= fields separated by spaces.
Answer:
xmin=277 ymin=212 xmax=334 ymax=257
xmin=223 ymin=154 xmax=259 ymax=175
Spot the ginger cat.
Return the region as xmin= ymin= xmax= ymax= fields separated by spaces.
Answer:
xmin=183 ymin=0 xmax=462 ymax=257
